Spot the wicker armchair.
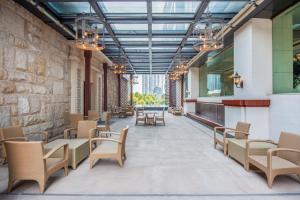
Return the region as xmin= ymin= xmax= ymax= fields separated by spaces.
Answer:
xmin=64 ymin=112 xmax=84 ymax=129
xmin=97 ymin=112 xmax=111 ymax=132
xmin=88 ymin=110 xmax=101 ymax=121
xmin=246 ymin=132 xmax=300 ymax=187
xmin=64 ymin=120 xmax=97 ymax=140
xmin=89 ymin=126 xmax=129 ymax=168
xmin=214 ymin=122 xmax=251 ymax=155
xmin=135 ymin=108 xmax=146 ymax=125
xmin=4 ymin=140 xmax=68 ymax=193
xmin=155 ymin=109 xmax=165 ymax=126
xmin=0 ymin=126 xmax=48 ymax=163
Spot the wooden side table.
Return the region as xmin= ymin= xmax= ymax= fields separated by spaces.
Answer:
xmin=44 ymin=139 xmax=89 ymax=169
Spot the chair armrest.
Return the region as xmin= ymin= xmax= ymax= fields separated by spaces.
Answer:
xmin=64 ymin=128 xmax=77 ymax=139
xmin=99 ymin=131 xmax=121 ymax=135
xmin=267 ymin=148 xmax=300 ymax=169
xmin=90 ymin=137 xmax=121 ymax=143
xmin=224 ymin=130 xmax=249 ymax=139
xmin=43 ymin=143 xmax=69 ymax=160
xmin=30 ymin=131 xmax=48 ymax=143
xmin=88 ymin=128 xmax=98 ymax=139
xmin=268 ymin=148 xmax=300 ymax=155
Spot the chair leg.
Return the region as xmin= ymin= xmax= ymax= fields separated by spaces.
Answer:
xmin=117 ymin=158 xmax=123 ymax=167
xmin=267 ymin=174 xmax=275 ymax=188
xmin=7 ymin=178 xmax=14 ymax=193
xmin=64 ymin=165 xmax=68 ymax=176
xmin=223 ymin=144 xmax=228 ymax=155
xmin=89 ymin=158 xmax=94 ymax=169
xmin=123 ymin=153 xmax=127 ymax=160
xmin=37 ymin=179 xmax=46 ymax=193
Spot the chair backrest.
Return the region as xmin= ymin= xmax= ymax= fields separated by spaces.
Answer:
xmin=235 ymin=122 xmax=251 ymax=139
xmin=103 ymin=112 xmax=110 ymax=125
xmin=278 ymin=132 xmax=300 ymax=165
xmin=69 ymin=113 xmax=84 ymax=129
xmin=136 ymin=108 xmax=144 ymax=116
xmin=77 ymin=120 xmax=97 ymax=138
xmin=5 ymin=141 xmax=45 ymax=179
xmin=118 ymin=126 xmax=129 ymax=153
xmin=1 ymin=126 xmax=24 ymax=140
xmin=88 ymin=110 xmax=99 ymax=120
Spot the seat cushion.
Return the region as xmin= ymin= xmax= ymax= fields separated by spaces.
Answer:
xmin=92 ymin=142 xmax=118 ymax=154
xmin=249 ymin=155 xmax=299 ymax=170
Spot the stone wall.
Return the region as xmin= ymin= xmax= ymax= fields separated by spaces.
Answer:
xmin=107 ymin=70 xmax=119 ymax=109
xmin=0 ymin=0 xmax=121 ymax=139
xmin=0 ymin=0 xmax=72 ymax=137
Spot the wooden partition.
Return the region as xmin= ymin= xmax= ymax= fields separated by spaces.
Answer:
xmin=194 ymin=101 xmax=225 ymax=126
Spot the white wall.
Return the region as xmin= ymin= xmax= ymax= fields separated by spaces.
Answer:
xmin=188 ymin=67 xmax=200 ymax=99
xmin=225 ymin=18 xmax=273 ymax=139
xmin=234 ymin=18 xmax=273 ymax=98
xmin=269 ymin=94 xmax=300 ymax=141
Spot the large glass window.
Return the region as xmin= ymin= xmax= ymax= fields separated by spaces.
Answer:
xmin=199 ymin=47 xmax=234 ymax=97
xmin=273 ymin=3 xmax=300 ymax=93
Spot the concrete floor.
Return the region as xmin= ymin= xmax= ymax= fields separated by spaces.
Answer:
xmin=0 ymin=114 xmax=300 ymax=200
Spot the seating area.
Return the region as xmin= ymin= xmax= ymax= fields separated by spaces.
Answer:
xmin=0 ymin=0 xmax=300 ymax=199
xmin=1 ymin=115 xmax=300 ymax=199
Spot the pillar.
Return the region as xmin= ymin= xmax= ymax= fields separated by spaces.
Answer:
xmin=117 ymin=74 xmax=121 ymax=107
xmin=103 ymin=63 xmax=108 ymax=111
xmin=84 ymin=50 xmax=92 ymax=117
xmin=130 ymin=74 xmax=133 ymax=106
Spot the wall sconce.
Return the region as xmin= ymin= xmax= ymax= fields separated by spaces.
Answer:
xmin=232 ymin=72 xmax=243 ymax=88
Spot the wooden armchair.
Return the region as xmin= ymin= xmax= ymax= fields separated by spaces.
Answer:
xmin=89 ymin=126 xmax=129 ymax=168
xmin=214 ymin=122 xmax=251 ymax=155
xmin=172 ymin=107 xmax=183 ymax=115
xmin=64 ymin=120 xmax=97 ymax=140
xmin=0 ymin=125 xmax=48 ymax=162
xmin=4 ymin=140 xmax=68 ymax=193
xmin=125 ymin=105 xmax=134 ymax=116
xmin=155 ymin=109 xmax=165 ymax=126
xmin=246 ymin=132 xmax=300 ymax=188
xmin=135 ymin=108 xmax=146 ymax=125
xmin=88 ymin=110 xmax=101 ymax=121
xmin=64 ymin=112 xmax=84 ymax=129
xmin=97 ymin=112 xmax=111 ymax=132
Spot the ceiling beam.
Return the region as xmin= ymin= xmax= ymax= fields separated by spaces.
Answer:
xmin=89 ymin=0 xmax=136 ymax=74
xmin=147 ymin=0 xmax=152 ymax=74
xmin=60 ymin=15 xmax=233 ymax=25
xmin=166 ymin=0 xmax=210 ymax=73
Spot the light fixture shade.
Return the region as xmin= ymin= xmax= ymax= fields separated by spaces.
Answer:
xmin=193 ymin=13 xmax=224 ymax=53
xmin=231 ymin=72 xmax=243 ymax=88
xmin=74 ymin=15 xmax=105 ymax=51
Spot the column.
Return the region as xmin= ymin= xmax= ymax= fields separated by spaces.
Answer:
xmin=84 ymin=50 xmax=92 ymax=117
xmin=103 ymin=63 xmax=108 ymax=111
xmin=130 ymin=74 xmax=133 ymax=106
xmin=117 ymin=74 xmax=121 ymax=107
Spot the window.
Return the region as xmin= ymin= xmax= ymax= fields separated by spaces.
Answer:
xmin=199 ymin=47 xmax=234 ymax=97
xmin=273 ymin=3 xmax=300 ymax=93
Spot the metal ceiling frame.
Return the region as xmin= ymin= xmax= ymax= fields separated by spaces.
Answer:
xmin=166 ymin=0 xmax=210 ymax=74
xmin=17 ymin=0 xmax=250 ymax=74
xmin=88 ymin=0 xmax=136 ymax=73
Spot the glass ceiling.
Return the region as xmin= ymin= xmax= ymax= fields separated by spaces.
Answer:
xmin=43 ymin=0 xmax=250 ymax=74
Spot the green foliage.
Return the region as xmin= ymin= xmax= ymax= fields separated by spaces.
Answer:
xmin=131 ymin=92 xmax=166 ymax=105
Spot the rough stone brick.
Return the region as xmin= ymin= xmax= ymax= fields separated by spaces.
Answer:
xmin=15 ymin=49 xmax=27 ymax=71
xmin=0 ymin=81 xmax=16 ymax=93
xmin=29 ymin=96 xmax=41 ymax=113
xmin=4 ymin=95 xmax=18 ymax=104
xmin=0 ymin=68 xmax=8 ymax=80
xmin=0 ymin=106 xmax=11 ymax=127
xmin=18 ymin=96 xmax=29 ymax=115
xmin=53 ymin=81 xmax=64 ymax=95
